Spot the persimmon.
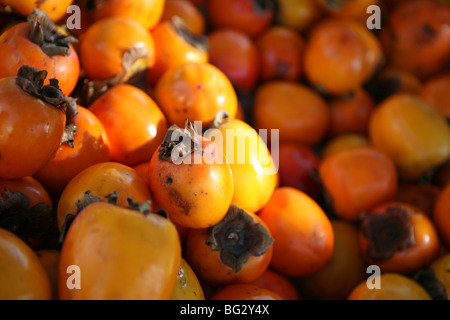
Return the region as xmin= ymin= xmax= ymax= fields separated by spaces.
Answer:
xmin=304 ymin=18 xmax=382 ymax=95
xmin=56 ymin=162 xmax=152 ymax=231
xmin=160 ymin=0 xmax=205 ymax=35
xmin=315 ymin=0 xmax=379 ymax=23
xmin=170 ymin=258 xmax=205 ymax=300
xmin=297 ymin=220 xmax=367 ymax=300
xmin=0 ymin=228 xmax=51 ymax=300
xmin=320 ymin=133 xmax=371 ymax=159
xmin=380 ymin=0 xmax=450 ymax=80
xmin=78 ymin=16 xmax=155 ymax=82
xmin=258 ymin=187 xmax=334 ymax=277
xmin=368 ymin=93 xmax=450 ymax=180
xmin=33 ymin=106 xmax=111 ymax=197
xmin=208 ymin=28 xmax=260 ymax=92
xmin=154 ymin=62 xmax=238 ymax=127
xmin=78 ymin=0 xmax=165 ymax=30
xmin=184 ymin=205 xmax=274 ymax=286
xmin=206 ymin=0 xmax=275 ymax=37
xmin=255 ymin=26 xmax=305 ymax=82
xmin=88 ymin=84 xmax=168 ymax=167
xmin=250 ymin=269 xmax=301 ymax=300
xmin=275 ymin=0 xmax=323 ymax=33
xmin=36 ymin=249 xmax=60 ymax=300
xmin=420 ymin=73 xmax=450 ymax=120
xmin=433 ymin=184 xmax=450 ymax=250
xmin=147 ymin=17 xmax=208 ymax=86
xmin=359 ymin=202 xmax=441 ymax=275
xmin=0 ymin=0 xmax=74 ymax=22
xmin=318 ymin=146 xmax=398 ymax=221
xmin=204 ymin=112 xmax=278 ymax=213
xmin=327 ymin=88 xmax=375 ymax=137
xmin=210 ymin=284 xmax=283 ymax=300
xmin=148 ymin=121 xmax=234 ymax=229
xmin=0 ymin=9 xmax=80 ymax=95
xmin=0 ymin=66 xmax=77 ymax=180
xmin=253 ymin=80 xmax=331 ymax=146
xmin=276 ymin=142 xmax=321 ymax=201
xmin=58 ymin=196 xmax=181 ymax=300
xmin=348 ymin=273 xmax=431 ymax=300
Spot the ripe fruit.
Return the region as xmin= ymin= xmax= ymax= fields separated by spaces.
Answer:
xmin=258 ymin=187 xmax=334 ymax=277
xmin=58 ymin=196 xmax=181 ymax=300
xmin=0 ymin=66 xmax=77 ymax=180
xmin=154 ymin=62 xmax=238 ymax=127
xmin=148 ymin=121 xmax=234 ymax=229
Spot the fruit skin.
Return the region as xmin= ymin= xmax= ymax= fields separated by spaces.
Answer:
xmin=258 ymin=187 xmax=334 ymax=277
xmin=154 ymin=62 xmax=238 ymax=128
xmin=0 ymin=0 xmax=74 ymax=22
xmin=86 ymin=0 xmax=165 ymax=30
xmin=58 ymin=201 xmax=181 ymax=300
xmin=210 ymin=284 xmax=284 ymax=300
xmin=208 ymin=28 xmax=260 ymax=91
xmin=206 ymin=0 xmax=275 ymax=37
xmin=348 ymin=273 xmax=432 ymax=300
xmin=304 ymin=18 xmax=382 ymax=95
xmin=297 ymin=220 xmax=367 ymax=300
xmin=318 ymin=146 xmax=398 ymax=221
xmin=79 ymin=16 xmax=155 ymax=81
xmin=253 ymin=80 xmax=331 ymax=146
xmin=147 ymin=18 xmax=208 ymax=85
xmin=170 ymin=258 xmax=205 ymax=300
xmin=0 ymin=228 xmax=52 ymax=300
xmin=0 ymin=76 xmax=66 ymax=180
xmin=88 ymin=84 xmax=168 ymax=167
xmin=0 ymin=21 xmax=80 ymax=96
xmin=204 ymin=117 xmax=278 ymax=214
xmin=433 ymin=184 xmax=450 ymax=250
xmin=369 ymin=93 xmax=450 ymax=180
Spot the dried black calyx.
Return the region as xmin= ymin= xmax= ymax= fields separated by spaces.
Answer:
xmin=361 ymin=206 xmax=416 ymax=263
xmin=0 ymin=189 xmax=53 ymax=244
xmin=159 ymin=119 xmax=202 ymax=162
xmin=206 ymin=205 xmax=274 ymax=273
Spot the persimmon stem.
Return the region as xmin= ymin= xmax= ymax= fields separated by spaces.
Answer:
xmin=206 ymin=205 xmax=274 ymax=273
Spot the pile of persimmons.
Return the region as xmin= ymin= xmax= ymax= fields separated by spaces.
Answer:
xmin=0 ymin=0 xmax=449 ymax=301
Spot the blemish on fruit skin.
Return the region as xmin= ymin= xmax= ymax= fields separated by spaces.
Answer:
xmin=166 ymin=176 xmax=173 ymax=185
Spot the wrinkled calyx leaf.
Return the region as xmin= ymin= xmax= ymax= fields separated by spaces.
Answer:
xmin=0 ymin=189 xmax=53 ymax=244
xmin=79 ymin=45 xmax=149 ymax=106
xmin=159 ymin=119 xmax=202 ymax=161
xmin=361 ymin=206 xmax=416 ymax=263
xmin=16 ymin=65 xmax=78 ymax=145
xmin=28 ymin=8 xmax=78 ymax=57
xmin=172 ymin=16 xmax=208 ymax=52
xmin=206 ymin=205 xmax=274 ymax=273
